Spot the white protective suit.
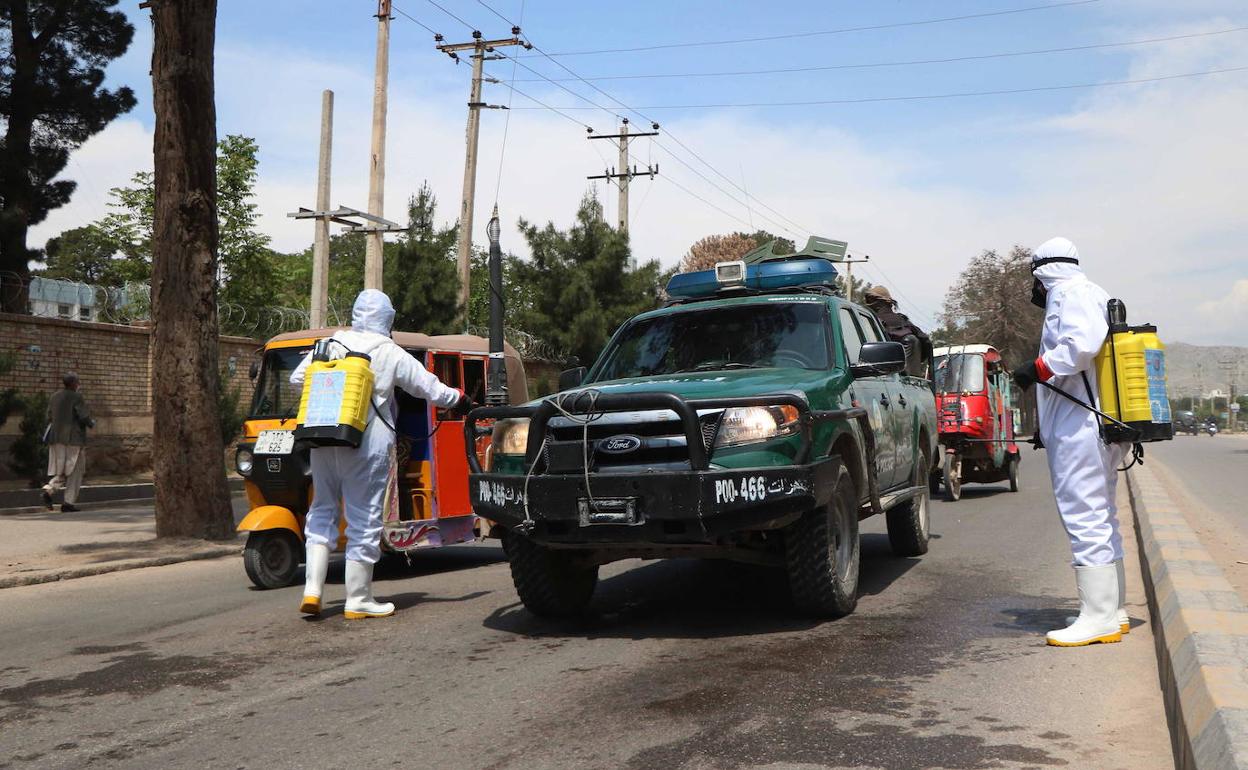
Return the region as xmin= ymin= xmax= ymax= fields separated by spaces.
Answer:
xmin=1032 ymin=237 xmax=1128 ymax=567
xmin=291 ymin=290 xmax=462 ymax=563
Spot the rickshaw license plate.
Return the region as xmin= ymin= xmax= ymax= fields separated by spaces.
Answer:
xmin=255 ymin=430 xmax=295 ymax=455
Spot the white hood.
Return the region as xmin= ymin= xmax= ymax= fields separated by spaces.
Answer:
xmin=350 ymin=289 xmax=396 ymax=335
xmin=1032 ymin=236 xmax=1084 ymax=291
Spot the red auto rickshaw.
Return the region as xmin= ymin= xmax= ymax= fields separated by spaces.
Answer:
xmin=931 ymin=344 xmax=1020 ymax=501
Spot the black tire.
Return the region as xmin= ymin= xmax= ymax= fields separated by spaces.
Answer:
xmin=943 ymin=453 xmax=962 ymax=502
xmin=502 ymin=531 xmax=598 ymax=618
xmin=243 ymin=530 xmax=301 ymax=589
xmin=1008 ymin=455 xmax=1020 ymax=492
xmin=887 ymin=451 xmax=931 ymax=557
xmin=785 ymin=468 xmax=860 ymax=618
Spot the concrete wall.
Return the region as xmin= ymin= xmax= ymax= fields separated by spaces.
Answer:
xmin=0 ymin=312 xmax=258 ymax=481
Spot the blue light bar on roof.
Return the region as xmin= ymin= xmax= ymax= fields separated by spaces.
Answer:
xmin=666 ymin=257 xmax=840 ymax=299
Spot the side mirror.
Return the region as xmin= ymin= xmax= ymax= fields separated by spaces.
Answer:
xmin=851 ymin=341 xmax=907 ymax=378
xmin=558 ymin=366 xmax=587 ymax=391
xmin=248 ymin=360 xmax=260 ymax=381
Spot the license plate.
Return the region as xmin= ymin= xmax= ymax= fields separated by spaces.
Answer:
xmin=577 ymin=497 xmax=641 ymax=526
xmin=254 ymin=430 xmax=294 ymax=455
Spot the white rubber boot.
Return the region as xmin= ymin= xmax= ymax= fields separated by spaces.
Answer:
xmin=300 ymin=543 xmax=330 ymax=615
xmin=343 ymin=559 xmax=394 ymax=619
xmin=1048 ymin=563 xmax=1122 ymax=647
xmin=1065 ymin=559 xmax=1130 ymax=634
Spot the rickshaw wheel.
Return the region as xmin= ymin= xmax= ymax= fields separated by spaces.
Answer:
xmin=243 ymin=531 xmax=302 ymax=589
xmin=1008 ymin=455 xmax=1020 ymax=492
xmin=943 ymin=453 xmax=962 ymax=502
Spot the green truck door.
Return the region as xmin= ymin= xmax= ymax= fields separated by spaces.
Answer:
xmin=857 ymin=310 xmax=912 ymax=489
xmin=838 ymin=307 xmax=898 ymax=487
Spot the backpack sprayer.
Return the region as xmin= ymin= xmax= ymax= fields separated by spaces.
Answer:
xmin=1038 ymin=299 xmax=1174 ymax=468
xmin=293 ymin=338 xmax=375 ymax=448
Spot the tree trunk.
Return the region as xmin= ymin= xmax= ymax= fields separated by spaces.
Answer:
xmin=150 ymin=0 xmax=232 ymax=539
xmin=0 ymin=3 xmax=37 ymax=313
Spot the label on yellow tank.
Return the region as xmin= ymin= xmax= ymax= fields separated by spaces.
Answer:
xmin=1145 ymin=349 xmax=1170 ymax=423
xmin=304 ymin=369 xmax=347 ymax=427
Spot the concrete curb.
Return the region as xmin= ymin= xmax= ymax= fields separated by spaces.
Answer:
xmin=1129 ymin=462 xmax=1248 ymax=770
xmin=0 ymin=478 xmax=245 ymax=514
xmin=0 ymin=545 xmax=240 ymax=590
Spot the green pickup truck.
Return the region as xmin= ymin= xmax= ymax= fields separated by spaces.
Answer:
xmin=466 ymin=251 xmax=938 ymax=618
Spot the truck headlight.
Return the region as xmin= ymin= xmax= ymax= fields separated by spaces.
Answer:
xmin=714 ymin=405 xmax=801 ymax=448
xmin=235 ymin=447 xmax=254 ymax=476
xmin=492 ymin=418 xmax=531 ymax=456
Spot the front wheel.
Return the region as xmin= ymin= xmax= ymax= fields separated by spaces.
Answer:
xmin=785 ymin=468 xmax=860 ymax=618
xmin=1008 ymin=455 xmax=1020 ymax=492
xmin=502 ymin=531 xmax=599 ymax=618
xmin=243 ymin=530 xmax=302 ymax=589
xmin=887 ymin=451 xmax=931 ymax=557
xmin=943 ymin=453 xmax=962 ymax=502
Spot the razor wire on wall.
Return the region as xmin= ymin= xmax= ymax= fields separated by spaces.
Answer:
xmin=5 ymin=272 xmax=566 ymax=358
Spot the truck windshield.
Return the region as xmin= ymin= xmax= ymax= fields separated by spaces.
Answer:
xmin=592 ymin=302 xmax=829 ymax=381
xmin=250 ymin=346 xmax=311 ymax=419
xmin=933 ymin=353 xmax=985 ymax=394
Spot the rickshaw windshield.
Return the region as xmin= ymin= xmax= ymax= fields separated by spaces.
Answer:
xmin=249 ymin=346 xmax=312 ymax=419
xmin=933 ymin=353 xmax=986 ymax=394
xmin=591 ymin=302 xmax=830 ymax=381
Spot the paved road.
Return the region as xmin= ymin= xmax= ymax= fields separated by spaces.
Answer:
xmin=1 ymin=455 xmax=1171 ymax=769
xmin=1146 ymin=433 xmax=1248 ymax=600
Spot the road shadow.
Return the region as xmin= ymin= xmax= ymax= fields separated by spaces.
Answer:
xmin=482 ymin=537 xmax=921 ymax=640
xmin=301 ymin=589 xmax=491 ymax=621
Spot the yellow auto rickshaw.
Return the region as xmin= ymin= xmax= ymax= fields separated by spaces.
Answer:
xmin=235 ymin=328 xmax=528 ymax=588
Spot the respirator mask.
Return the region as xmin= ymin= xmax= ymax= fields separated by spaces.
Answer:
xmin=1029 ymin=256 xmax=1079 ymax=309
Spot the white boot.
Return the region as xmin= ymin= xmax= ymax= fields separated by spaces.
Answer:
xmin=1048 ymin=563 xmax=1122 ymax=647
xmin=343 ymin=559 xmax=394 ymax=619
xmin=1064 ymin=559 xmax=1130 ymax=634
xmin=300 ymin=543 xmax=330 ymax=615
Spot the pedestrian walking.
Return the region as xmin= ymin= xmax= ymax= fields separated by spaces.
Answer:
xmin=1012 ymin=237 xmax=1129 ymax=647
xmin=41 ymin=372 xmax=95 ymax=513
xmin=290 ymin=289 xmax=471 ymax=619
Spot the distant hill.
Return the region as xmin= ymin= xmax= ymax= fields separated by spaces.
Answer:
xmin=1165 ymin=342 xmax=1248 ymax=397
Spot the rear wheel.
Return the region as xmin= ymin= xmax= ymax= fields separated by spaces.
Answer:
xmin=502 ymin=531 xmax=599 ymax=618
xmin=943 ymin=453 xmax=962 ymax=502
xmin=785 ymin=468 xmax=860 ymax=618
xmin=243 ymin=530 xmax=302 ymax=589
xmin=1008 ymin=455 xmax=1020 ymax=492
xmin=887 ymin=450 xmax=931 ymax=557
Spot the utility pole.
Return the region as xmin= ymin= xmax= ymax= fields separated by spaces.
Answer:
xmin=842 ymin=256 xmax=870 ymax=303
xmin=311 ymin=90 xmax=333 ymax=328
xmin=1220 ymin=358 xmax=1239 ymax=432
xmin=438 ymin=28 xmax=528 ymax=323
xmin=588 ymin=118 xmax=659 ymax=233
xmin=364 ymin=0 xmax=392 ymax=290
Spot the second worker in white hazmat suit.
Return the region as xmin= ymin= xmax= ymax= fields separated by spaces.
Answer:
xmin=1012 ymin=237 xmax=1130 ymax=647
xmin=291 ymin=289 xmax=468 ymax=619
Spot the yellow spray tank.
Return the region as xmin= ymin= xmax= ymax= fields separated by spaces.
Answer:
xmin=1093 ymin=299 xmax=1174 ymax=444
xmin=294 ymin=340 xmax=375 ymax=448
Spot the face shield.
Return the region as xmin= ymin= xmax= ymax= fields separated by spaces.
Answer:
xmin=1029 ymin=237 xmax=1082 ymax=308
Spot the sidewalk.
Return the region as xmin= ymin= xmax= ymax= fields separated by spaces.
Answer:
xmin=0 ymin=495 xmax=249 ymax=589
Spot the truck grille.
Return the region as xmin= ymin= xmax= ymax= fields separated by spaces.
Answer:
xmin=542 ymin=409 xmax=723 ymax=472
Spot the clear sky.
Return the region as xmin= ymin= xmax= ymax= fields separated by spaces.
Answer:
xmin=30 ymin=0 xmax=1248 ymax=345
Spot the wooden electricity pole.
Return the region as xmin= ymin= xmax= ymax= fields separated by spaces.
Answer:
xmin=311 ymin=89 xmax=333 ymax=328
xmin=146 ymin=0 xmax=235 ymax=540
xmin=365 ymin=0 xmax=392 ymax=290
xmin=437 ymin=29 xmax=526 ymax=320
xmin=587 ymin=118 xmax=658 ymax=233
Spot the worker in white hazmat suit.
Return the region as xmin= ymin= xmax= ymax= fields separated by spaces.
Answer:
xmin=291 ymin=289 xmax=468 ymax=619
xmin=1012 ymin=237 xmax=1130 ymax=647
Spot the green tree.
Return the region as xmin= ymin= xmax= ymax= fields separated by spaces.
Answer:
xmin=6 ymin=391 xmax=49 ymax=485
xmin=40 ymin=224 xmax=122 ymax=284
xmin=515 ymin=192 xmax=663 ymax=365
xmin=386 ymin=184 xmax=461 ymax=334
xmin=0 ymin=0 xmax=136 ymax=312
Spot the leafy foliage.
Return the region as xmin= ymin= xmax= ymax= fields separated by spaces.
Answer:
xmin=387 ymin=184 xmax=461 ymax=335
xmin=6 ymin=391 xmax=49 ymax=486
xmin=217 ymin=369 xmax=246 ymax=446
xmin=680 ymin=233 xmax=758 ymax=272
xmin=515 ymin=193 xmax=663 ymax=366
xmin=41 ymin=224 xmax=124 ymax=284
xmin=0 ymin=0 xmax=136 ymax=299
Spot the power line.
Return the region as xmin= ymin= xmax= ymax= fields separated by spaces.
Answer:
xmin=509 ymin=65 xmax=1248 ymax=110
xmin=521 ymin=0 xmax=1100 ymax=57
xmin=492 ymin=0 xmax=527 ymax=205
xmin=390 ymin=4 xmax=441 ymax=36
xmin=509 ymin=26 xmax=1248 ymax=83
xmin=418 ymin=0 xmax=476 ymax=30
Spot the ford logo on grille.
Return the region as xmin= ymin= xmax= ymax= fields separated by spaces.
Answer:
xmin=599 ymin=435 xmax=642 ymax=454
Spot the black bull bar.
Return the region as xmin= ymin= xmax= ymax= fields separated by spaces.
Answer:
xmin=464 ymin=391 xmax=867 ymax=473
